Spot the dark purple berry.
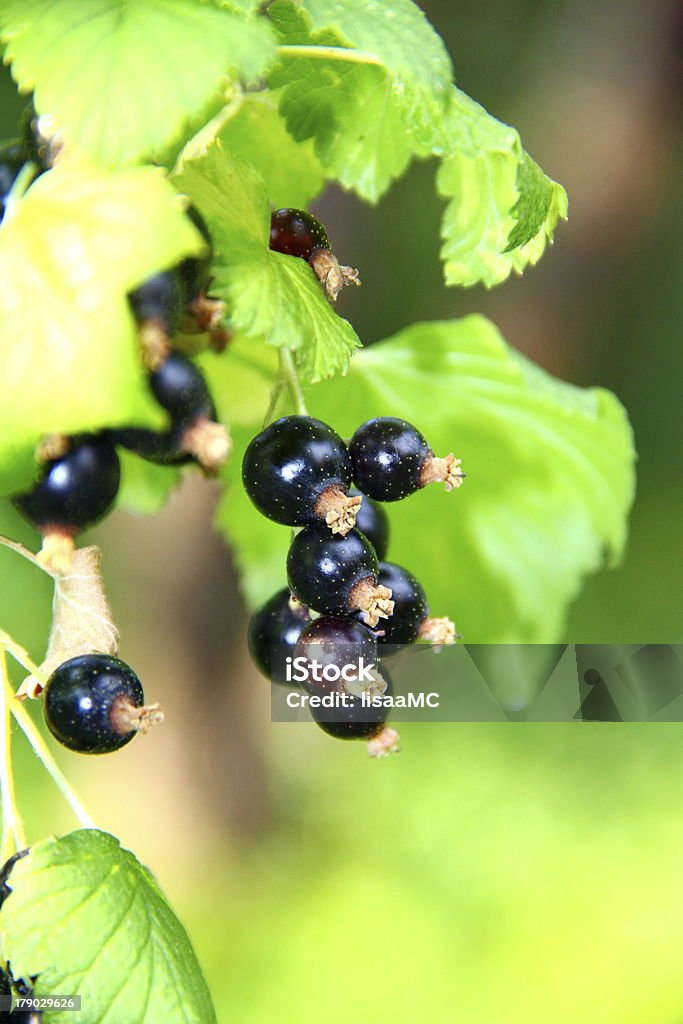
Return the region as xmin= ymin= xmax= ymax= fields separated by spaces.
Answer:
xmin=248 ymin=588 xmax=312 ymax=685
xmin=269 ymin=208 xmax=330 ymax=261
xmin=286 ymin=524 xmax=394 ymax=626
xmin=350 ymin=488 xmax=389 ymax=559
xmin=44 ymin=655 xmax=149 ymax=754
xmin=0 ymin=142 xmax=27 ymax=222
xmin=128 ymin=270 xmax=184 ymax=336
xmin=349 ymin=417 xmax=464 ymax=501
xmin=149 ymin=350 xmax=214 ymax=422
xmin=12 ymin=435 xmax=120 ymax=535
xmin=373 ymin=562 xmax=428 ymax=646
xmin=294 ymin=615 xmax=378 ymax=694
xmin=242 ymin=416 xmax=360 ymax=534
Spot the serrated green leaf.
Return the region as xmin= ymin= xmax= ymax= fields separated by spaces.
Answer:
xmin=268 ymin=0 xmax=451 ymax=201
xmin=0 ymin=830 xmax=216 ymax=1024
xmin=173 ymin=140 xmax=360 ymax=381
xmin=219 ymin=94 xmax=325 ymax=208
xmin=0 ymin=0 xmax=276 ymax=168
xmin=0 ymin=158 xmax=201 ymax=497
xmin=216 ymin=317 xmax=635 ymax=642
xmin=436 ymin=89 xmax=568 ymax=287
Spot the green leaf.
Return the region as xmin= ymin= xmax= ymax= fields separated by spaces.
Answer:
xmin=0 ymin=0 xmax=276 ymax=167
xmin=173 ymin=140 xmax=360 ymax=381
xmin=218 ymin=94 xmax=325 ymax=208
xmin=0 ymin=157 xmax=202 ymax=497
xmin=117 ymin=450 xmax=183 ymax=517
xmin=268 ymin=0 xmax=451 ymax=201
xmin=0 ymin=829 xmax=216 ymax=1024
xmin=436 ymin=89 xmax=568 ymax=287
xmin=217 ymin=318 xmax=635 ymax=642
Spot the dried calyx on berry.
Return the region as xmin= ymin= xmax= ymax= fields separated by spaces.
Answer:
xmin=43 ymin=654 xmax=163 ymax=755
xmin=371 ymin=562 xmax=456 ymax=651
xmin=269 ymin=208 xmax=360 ymax=303
xmin=128 ymin=270 xmax=185 ymax=370
xmin=12 ymin=434 xmax=121 ymax=572
xmin=21 ymin=97 xmax=63 ymax=170
xmin=349 ymin=417 xmax=465 ymax=502
xmin=350 ymin=487 xmax=390 ymax=560
xmin=248 ymin=589 xmax=312 ymax=685
xmin=287 ymin=524 xmax=394 ymax=627
xmin=243 ymin=416 xmax=362 ymax=536
xmin=110 ymin=350 xmax=230 ymax=474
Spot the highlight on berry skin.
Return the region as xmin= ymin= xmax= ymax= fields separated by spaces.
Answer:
xmin=242 ymin=415 xmax=362 ymax=536
xmin=349 ymin=417 xmax=465 ymax=502
xmin=269 ymin=207 xmax=361 ymax=302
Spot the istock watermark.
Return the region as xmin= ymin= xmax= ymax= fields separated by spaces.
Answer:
xmin=270 ymin=644 xmax=683 ymax=723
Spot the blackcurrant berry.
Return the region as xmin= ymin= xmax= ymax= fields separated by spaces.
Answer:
xmin=350 ymin=488 xmax=389 ymax=560
xmin=349 ymin=417 xmax=465 ymax=502
xmin=149 ymin=350 xmax=214 ymax=422
xmin=12 ymin=435 xmax=120 ymax=536
xmin=294 ymin=615 xmax=378 ymax=693
xmin=248 ymin=589 xmax=312 ymax=685
xmin=242 ymin=416 xmax=361 ymax=535
xmin=370 ymin=562 xmax=456 ymax=650
xmin=287 ymin=524 xmax=394 ymax=626
xmin=0 ymin=142 xmax=27 ymax=222
xmin=269 ymin=208 xmax=330 ymax=261
xmin=269 ymin=208 xmax=360 ymax=302
xmin=44 ymin=654 xmax=161 ymax=754
xmin=178 ymin=204 xmax=213 ymax=304
xmin=128 ymin=270 xmax=184 ymax=338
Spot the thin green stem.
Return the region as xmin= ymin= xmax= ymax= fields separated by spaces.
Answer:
xmin=262 ymin=377 xmax=285 ymax=428
xmin=278 ymin=44 xmax=384 ymax=67
xmin=6 ymin=678 xmax=96 ymax=831
xmin=279 ymin=347 xmax=308 ymax=416
xmin=2 ymin=161 xmax=39 ymax=222
xmin=0 ymin=648 xmax=27 ymax=862
xmin=0 ymin=629 xmax=49 ymax=690
xmin=0 ymin=534 xmax=55 ymax=578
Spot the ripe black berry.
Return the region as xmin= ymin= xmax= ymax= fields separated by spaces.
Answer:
xmin=350 ymin=488 xmax=389 ymax=560
xmin=13 ymin=435 xmax=120 ymax=536
xmin=44 ymin=654 xmax=161 ymax=754
xmin=269 ymin=208 xmax=360 ymax=302
xmin=349 ymin=417 xmax=465 ymax=501
xmin=0 ymin=142 xmax=27 ymax=222
xmin=371 ymin=562 xmax=456 ymax=649
xmin=149 ymin=350 xmax=214 ymax=422
xmin=128 ymin=270 xmax=184 ymax=338
xmin=178 ymin=204 xmax=213 ymax=304
xmin=248 ymin=589 xmax=312 ymax=685
xmin=295 ymin=615 xmax=378 ymax=693
xmin=269 ymin=208 xmax=329 ymax=261
xmin=287 ymin=524 xmax=394 ymax=626
xmin=243 ymin=416 xmax=361 ymax=535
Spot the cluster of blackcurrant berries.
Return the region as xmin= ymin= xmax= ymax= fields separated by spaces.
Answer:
xmin=269 ymin=207 xmax=360 ymax=302
xmin=244 ymin=415 xmax=464 ymax=755
xmin=8 ymin=207 xmax=229 ymax=570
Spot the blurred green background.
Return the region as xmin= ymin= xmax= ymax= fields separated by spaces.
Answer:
xmin=1 ymin=0 xmax=682 ymax=1021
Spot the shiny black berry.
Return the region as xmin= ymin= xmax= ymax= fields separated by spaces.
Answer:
xmin=44 ymin=655 xmax=146 ymax=754
xmin=373 ymin=562 xmax=428 ymax=646
xmin=350 ymin=488 xmax=389 ymax=559
xmin=242 ymin=416 xmax=360 ymax=534
xmin=13 ymin=435 xmax=120 ymax=535
xmin=295 ymin=615 xmax=378 ymax=693
xmin=248 ymin=589 xmax=312 ymax=685
xmin=311 ymin=664 xmax=392 ymax=742
xmin=287 ymin=524 xmax=394 ymax=626
xmin=150 ymin=350 xmax=214 ymax=422
xmin=350 ymin=417 xmax=464 ymax=501
xmin=0 ymin=142 xmax=27 ymax=222
xmin=269 ymin=208 xmax=329 ymax=261
xmin=178 ymin=205 xmax=213 ymax=303
xmin=128 ymin=270 xmax=184 ymax=336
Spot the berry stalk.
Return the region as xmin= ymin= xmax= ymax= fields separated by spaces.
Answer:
xmin=0 ymin=647 xmax=26 ymax=863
